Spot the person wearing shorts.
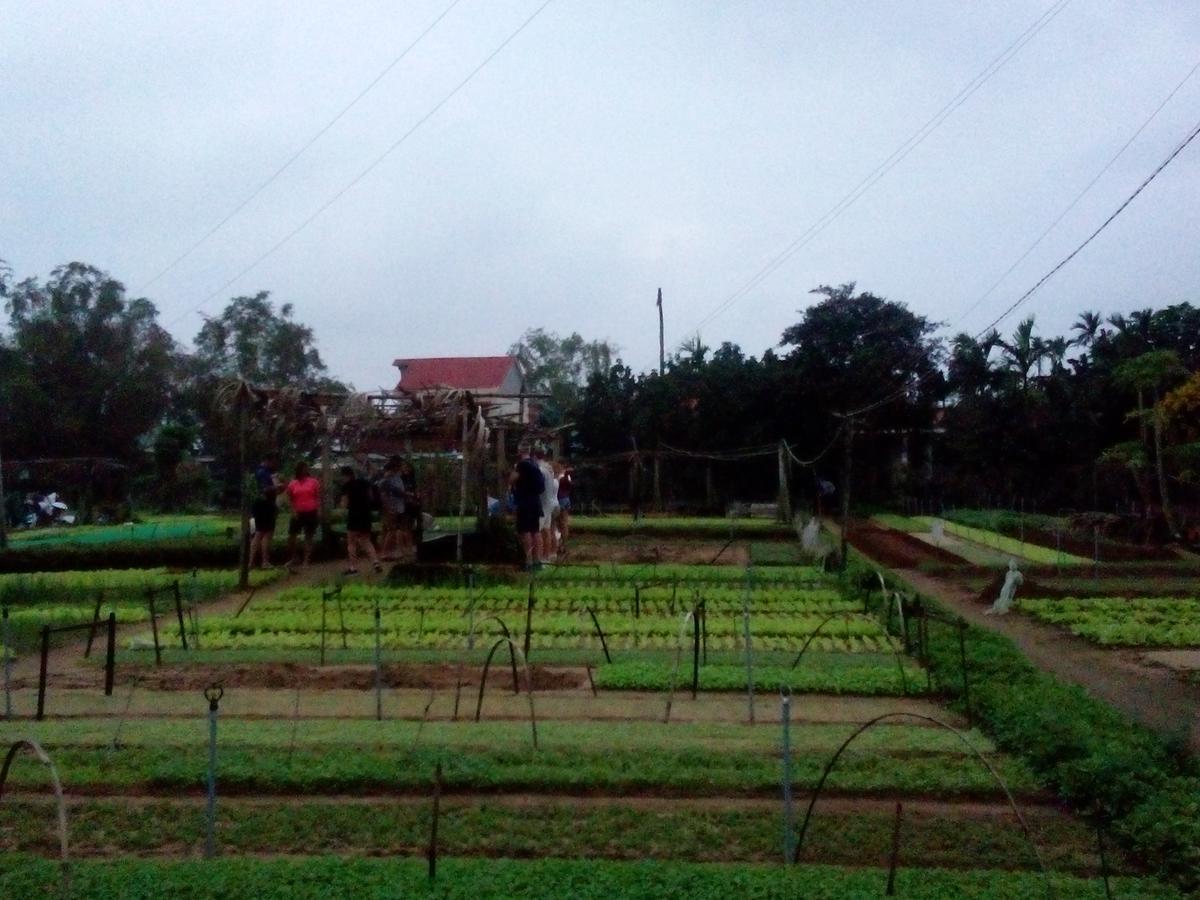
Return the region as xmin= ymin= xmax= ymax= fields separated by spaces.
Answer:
xmin=249 ymin=452 xmax=280 ymax=569
xmin=285 ymin=461 xmax=321 ymax=569
xmin=376 ymin=456 xmax=406 ymax=561
xmin=534 ymin=447 xmax=558 ymax=561
xmin=339 ymin=465 xmax=382 ymax=575
xmin=556 ymin=462 xmax=573 ymax=551
xmin=509 ymin=446 xmax=544 ymax=570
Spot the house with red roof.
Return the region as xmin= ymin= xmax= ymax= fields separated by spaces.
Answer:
xmin=393 ymin=355 xmax=532 ymax=423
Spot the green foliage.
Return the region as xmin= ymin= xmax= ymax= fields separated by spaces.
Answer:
xmin=0 ymin=262 xmax=175 ymax=461
xmin=1019 ymin=597 xmax=1200 ymax=647
xmin=918 ymin=517 xmax=1091 ymax=565
xmin=509 ymin=327 xmax=615 ymax=426
xmin=0 ymin=856 xmax=1176 ymax=900
xmin=594 ymin=660 xmax=922 ymax=695
xmin=918 ymin=592 xmax=1200 ymax=891
xmin=0 ymin=795 xmax=1133 ymax=873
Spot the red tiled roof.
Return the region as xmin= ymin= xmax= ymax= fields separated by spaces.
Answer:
xmin=392 ymin=356 xmax=517 ymax=392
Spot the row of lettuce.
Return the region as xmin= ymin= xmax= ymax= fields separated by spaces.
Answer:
xmin=864 ymin=562 xmax=1200 ymax=892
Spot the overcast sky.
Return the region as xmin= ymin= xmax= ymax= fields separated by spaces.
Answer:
xmin=3 ymin=1 xmax=1199 ymax=390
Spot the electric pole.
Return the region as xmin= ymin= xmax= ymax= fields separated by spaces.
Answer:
xmin=656 ymin=288 xmax=665 ymax=374
xmin=836 ymin=414 xmax=855 ymax=569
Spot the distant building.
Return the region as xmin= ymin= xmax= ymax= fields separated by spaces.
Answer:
xmin=393 ymin=355 xmax=533 ymax=423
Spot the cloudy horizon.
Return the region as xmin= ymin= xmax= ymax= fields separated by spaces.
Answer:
xmin=4 ymin=0 xmax=1199 ymax=389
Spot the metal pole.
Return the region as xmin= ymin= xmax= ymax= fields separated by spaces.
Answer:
xmin=691 ymin=603 xmax=700 ymax=700
xmin=204 ymin=686 xmax=223 ymax=859
xmin=885 ymin=801 xmax=903 ymax=895
xmin=374 ymin=600 xmax=383 ymax=722
xmin=320 ymin=592 xmax=327 ymax=666
xmin=742 ymin=566 xmax=754 ymax=724
xmin=36 ymin=625 xmax=50 ymax=721
xmin=173 ymin=581 xmax=189 ymax=652
xmin=523 ymin=580 xmax=535 ymax=660
xmin=104 ymin=612 xmax=116 ymax=696
xmin=428 ymin=760 xmax=443 ymax=881
xmin=781 ymin=689 xmax=794 ymax=863
xmin=147 ymin=590 xmax=162 ymax=666
xmin=957 ymin=622 xmax=972 ymax=727
xmin=2 ymin=606 xmax=11 ymax=720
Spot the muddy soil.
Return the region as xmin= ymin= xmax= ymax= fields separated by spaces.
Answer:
xmin=25 ymin=662 xmax=586 ymax=692
xmin=565 ymin=536 xmax=748 ymax=566
xmin=846 ymin=523 xmax=968 ymax=569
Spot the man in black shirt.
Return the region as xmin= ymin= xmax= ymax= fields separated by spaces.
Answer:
xmin=339 ymin=466 xmax=382 ymax=575
xmin=509 ymin=445 xmax=544 ymax=570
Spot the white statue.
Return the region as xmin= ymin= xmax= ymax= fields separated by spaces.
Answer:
xmin=801 ymin=518 xmax=821 ymax=552
xmin=986 ymin=559 xmax=1023 ymax=615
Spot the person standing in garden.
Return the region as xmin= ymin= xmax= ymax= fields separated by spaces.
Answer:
xmin=510 ymin=445 xmax=544 ymax=570
xmin=376 ymin=456 xmax=406 ymax=561
xmin=339 ymin=465 xmax=382 ymax=576
xmin=285 ymin=461 xmax=321 ymax=570
xmin=556 ymin=461 xmax=574 ymax=554
xmin=399 ymin=458 xmax=421 ymax=556
xmin=534 ymin=446 xmax=558 ymax=561
xmin=249 ymin=452 xmax=280 ymax=569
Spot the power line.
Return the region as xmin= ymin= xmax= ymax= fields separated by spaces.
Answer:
xmin=847 ymin=112 xmax=1200 ymax=419
xmin=137 ymin=0 xmax=465 ymax=295
xmin=163 ymin=0 xmax=556 ymax=331
xmin=948 ymin=55 xmax=1200 ymax=331
xmin=684 ymin=0 xmax=1072 ymax=338
xmin=836 ymin=57 xmax=1200 ymax=412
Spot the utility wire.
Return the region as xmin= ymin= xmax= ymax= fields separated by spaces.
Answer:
xmin=815 ymin=59 xmax=1200 ymax=424
xmin=948 ymin=55 xmax=1200 ymax=330
xmin=685 ymin=0 xmax=1072 ymax=338
xmin=783 ymin=428 xmax=844 ymax=468
xmin=164 ymin=0 xmax=555 ymax=329
xmin=847 ymin=112 xmax=1200 ymax=419
xmin=138 ymin=0 xmax=465 ymax=295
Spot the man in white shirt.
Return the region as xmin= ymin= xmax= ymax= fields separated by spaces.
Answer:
xmin=534 ymin=446 xmax=558 ymax=561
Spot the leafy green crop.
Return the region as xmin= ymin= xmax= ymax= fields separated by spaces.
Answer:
xmin=0 ymin=855 xmax=1178 ymax=899
xmin=595 ymin=660 xmax=923 ymax=695
xmin=1019 ymin=597 xmax=1200 ymax=647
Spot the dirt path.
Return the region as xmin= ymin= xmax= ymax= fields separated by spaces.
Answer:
xmin=901 ymin=569 xmax=1200 ymax=754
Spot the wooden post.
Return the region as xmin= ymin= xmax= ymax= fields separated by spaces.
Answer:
xmin=456 ymin=407 xmax=468 ymax=564
xmin=705 ymin=462 xmax=715 ymax=511
xmin=839 ymin=416 xmax=854 ymax=569
xmin=236 ymin=390 xmax=251 ymax=590
xmin=0 ymin=430 xmax=7 ymax=549
xmin=777 ymin=441 xmax=792 ymax=523
xmin=653 ymin=450 xmax=663 ymax=512
xmin=319 ymin=405 xmax=334 ymax=550
xmin=496 ymin=427 xmax=508 ymax=498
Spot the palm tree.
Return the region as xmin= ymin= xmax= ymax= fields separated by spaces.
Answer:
xmin=1114 ymin=350 xmax=1188 ymax=537
xmin=1070 ymin=311 xmax=1103 ymax=348
xmin=997 ymin=318 xmax=1048 ymax=394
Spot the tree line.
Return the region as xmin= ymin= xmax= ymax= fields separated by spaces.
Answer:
xmin=0 ymin=261 xmax=341 ymax=512
xmin=1 ymin=261 xmax=1196 ymax=533
xmin=545 ymin=284 xmax=1198 ymax=534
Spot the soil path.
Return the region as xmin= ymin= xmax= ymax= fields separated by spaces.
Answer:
xmin=835 ymin=519 xmax=1200 ymax=752
xmin=898 ymin=568 xmax=1200 ymax=754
